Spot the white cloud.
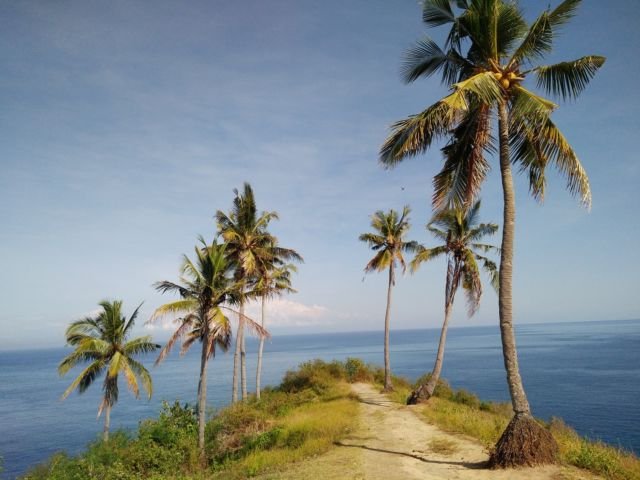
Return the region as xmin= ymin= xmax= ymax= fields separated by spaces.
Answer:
xmin=143 ymin=298 xmax=335 ymax=332
xmin=245 ymin=298 xmax=332 ymax=328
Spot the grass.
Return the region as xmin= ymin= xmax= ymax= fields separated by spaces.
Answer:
xmin=387 ymin=375 xmax=640 ymax=480
xmin=428 ymin=438 xmax=458 ymax=455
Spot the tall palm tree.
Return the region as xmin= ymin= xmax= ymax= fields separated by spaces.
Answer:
xmin=149 ymin=239 xmax=267 ymax=458
xmin=216 ymin=182 xmax=278 ymax=402
xmin=359 ymin=206 xmax=417 ymax=391
xmin=407 ymin=200 xmax=498 ymax=404
xmin=254 ymin=257 xmax=300 ymax=400
xmin=379 ymin=0 xmax=604 ymax=466
xmin=59 ymin=300 xmax=159 ymax=442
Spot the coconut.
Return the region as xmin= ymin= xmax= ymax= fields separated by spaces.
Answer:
xmin=501 ymin=78 xmax=510 ymax=89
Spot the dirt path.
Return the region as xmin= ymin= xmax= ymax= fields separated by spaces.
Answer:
xmin=261 ymin=383 xmax=596 ymax=479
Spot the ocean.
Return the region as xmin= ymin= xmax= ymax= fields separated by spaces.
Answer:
xmin=1 ymin=319 xmax=639 ymax=479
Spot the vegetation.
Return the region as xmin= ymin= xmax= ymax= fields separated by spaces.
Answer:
xmin=359 ymin=206 xmax=417 ymax=391
xmin=149 ymin=238 xmax=267 ymax=458
xmin=58 ymin=300 xmax=159 ymax=441
xmin=25 ymin=360 xmax=362 ymax=480
xmin=380 ymin=0 xmax=605 ymax=466
xmin=408 ymin=200 xmax=498 ymax=404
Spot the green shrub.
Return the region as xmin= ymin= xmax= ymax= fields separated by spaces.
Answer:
xmin=452 ymin=389 xmax=481 ymax=408
xmin=344 ymin=358 xmax=372 ymax=383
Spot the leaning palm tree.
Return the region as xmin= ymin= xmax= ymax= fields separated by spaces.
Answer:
xmin=407 ymin=200 xmax=498 ymax=404
xmin=380 ymin=0 xmax=604 ymax=466
xmin=59 ymin=300 xmax=159 ymax=442
xmin=216 ymin=182 xmax=278 ymax=402
xmin=359 ymin=206 xmax=417 ymax=391
xmin=254 ymin=258 xmax=300 ymax=399
xmin=149 ymin=239 xmax=268 ymax=458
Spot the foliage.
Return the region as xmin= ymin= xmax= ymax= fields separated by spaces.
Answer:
xmin=58 ymin=300 xmax=159 ymax=435
xmin=381 ymin=0 xmax=604 ymax=210
xmin=24 ymin=360 xmax=361 ymax=480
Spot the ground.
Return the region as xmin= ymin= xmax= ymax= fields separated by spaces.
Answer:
xmin=258 ymin=383 xmax=600 ymax=480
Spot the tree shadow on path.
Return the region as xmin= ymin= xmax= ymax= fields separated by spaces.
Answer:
xmin=334 ymin=441 xmax=488 ymax=470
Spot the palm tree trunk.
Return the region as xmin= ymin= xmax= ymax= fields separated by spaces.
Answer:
xmin=382 ymin=263 xmax=394 ymax=391
xmin=496 ymin=100 xmax=530 ymax=416
xmin=241 ymin=316 xmax=247 ymax=400
xmin=256 ymin=295 xmax=266 ymax=400
xmin=489 ymin=100 xmax=558 ymax=468
xmin=103 ymin=403 xmax=111 ymax=442
xmin=232 ymin=304 xmax=243 ymax=403
xmin=197 ymin=337 xmax=208 ymax=460
xmin=419 ymin=301 xmax=453 ymax=400
xmin=408 ymin=266 xmax=456 ymax=404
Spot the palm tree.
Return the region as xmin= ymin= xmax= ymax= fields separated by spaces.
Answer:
xmin=359 ymin=206 xmax=417 ymax=391
xmin=407 ymin=200 xmax=498 ymax=404
xmin=379 ymin=0 xmax=604 ymax=466
xmin=59 ymin=300 xmax=159 ymax=442
xmin=149 ymin=239 xmax=267 ymax=457
xmin=216 ymin=182 xmax=278 ymax=402
xmin=254 ymin=257 xmax=300 ymax=400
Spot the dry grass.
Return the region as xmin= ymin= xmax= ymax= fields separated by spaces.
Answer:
xmin=428 ymin=437 xmax=459 ymax=455
xmin=213 ymin=384 xmax=359 ymax=479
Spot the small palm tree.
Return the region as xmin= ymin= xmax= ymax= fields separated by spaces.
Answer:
xmin=407 ymin=200 xmax=498 ymax=404
xmin=380 ymin=0 xmax=604 ymax=466
xmin=359 ymin=206 xmax=417 ymax=391
xmin=254 ymin=258 xmax=300 ymax=399
xmin=149 ymin=239 xmax=267 ymax=458
xmin=59 ymin=300 xmax=159 ymax=441
xmin=216 ymin=182 xmax=278 ymax=402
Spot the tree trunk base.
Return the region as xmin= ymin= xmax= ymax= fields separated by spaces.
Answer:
xmin=406 ymin=384 xmax=432 ymax=405
xmin=489 ymin=414 xmax=558 ymax=468
xmin=381 ymin=385 xmax=394 ymax=393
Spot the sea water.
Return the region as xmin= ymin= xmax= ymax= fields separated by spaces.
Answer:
xmin=0 ymin=319 xmax=638 ymax=479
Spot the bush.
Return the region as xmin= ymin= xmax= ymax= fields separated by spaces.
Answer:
xmin=452 ymin=389 xmax=481 ymax=408
xmin=344 ymin=358 xmax=373 ymax=383
xmin=279 ymin=360 xmax=341 ymax=395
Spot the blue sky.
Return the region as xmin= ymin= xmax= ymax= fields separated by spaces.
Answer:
xmin=1 ymin=0 xmax=638 ymax=349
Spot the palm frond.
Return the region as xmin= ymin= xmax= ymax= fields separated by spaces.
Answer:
xmin=380 ymin=101 xmax=456 ymax=167
xmin=410 ymin=245 xmax=447 ymax=273
xmin=474 ymin=253 xmax=499 ymax=293
xmin=127 ymin=357 xmax=153 ymax=399
xmin=123 ymin=336 xmax=160 ymax=356
xmin=535 ymin=55 xmax=605 ymax=101
xmin=402 ymin=37 xmax=471 ymax=85
xmin=148 ymin=299 xmax=198 ymax=324
xmin=422 ymin=0 xmax=456 ymax=27
xmin=60 ymin=360 xmax=105 ymax=399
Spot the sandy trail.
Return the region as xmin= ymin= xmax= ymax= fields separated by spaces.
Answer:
xmin=336 ymin=383 xmax=588 ymax=480
xmin=261 ymin=383 xmax=596 ymax=479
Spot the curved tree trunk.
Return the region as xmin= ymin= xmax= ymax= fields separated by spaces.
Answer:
xmin=197 ymin=335 xmax=209 ymax=460
xmin=103 ymin=403 xmax=111 ymax=442
xmin=382 ymin=263 xmax=394 ymax=391
xmin=255 ymin=295 xmax=266 ymax=400
xmin=232 ymin=305 xmax=242 ymax=403
xmin=490 ymin=100 xmax=557 ymax=468
xmin=407 ymin=300 xmax=453 ymax=404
